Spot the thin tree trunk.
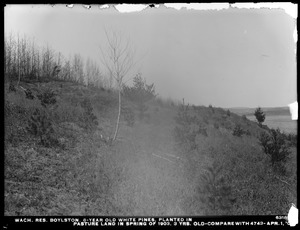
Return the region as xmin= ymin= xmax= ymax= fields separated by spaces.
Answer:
xmin=113 ymin=86 xmax=121 ymax=141
xmin=17 ymin=36 xmax=21 ymax=87
xmin=17 ymin=57 xmax=21 ymax=86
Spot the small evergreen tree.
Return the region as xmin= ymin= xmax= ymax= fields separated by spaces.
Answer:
xmin=232 ymin=124 xmax=244 ymax=137
xmin=199 ymin=162 xmax=236 ymax=215
xmin=254 ymin=107 xmax=265 ymax=127
xmin=226 ymin=109 xmax=231 ymax=117
xmin=209 ymin=104 xmax=214 ymax=114
xmin=259 ymin=128 xmax=291 ymax=174
xmin=122 ymin=73 xmax=156 ymax=119
xmin=173 ymin=102 xmax=207 ymax=150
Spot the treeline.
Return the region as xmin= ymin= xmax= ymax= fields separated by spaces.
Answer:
xmin=4 ymin=32 xmax=111 ymax=88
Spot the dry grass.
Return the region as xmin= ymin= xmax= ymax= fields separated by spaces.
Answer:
xmin=4 ymin=80 xmax=297 ymax=216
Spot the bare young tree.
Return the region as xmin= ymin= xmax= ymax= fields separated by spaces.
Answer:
xmin=4 ymin=33 xmax=13 ymax=81
xmin=100 ymin=29 xmax=137 ymax=142
xmin=72 ymin=53 xmax=84 ymax=84
xmin=17 ymin=33 xmax=21 ymax=86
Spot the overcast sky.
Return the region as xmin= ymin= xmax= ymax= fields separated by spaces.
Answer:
xmin=4 ymin=4 xmax=297 ymax=108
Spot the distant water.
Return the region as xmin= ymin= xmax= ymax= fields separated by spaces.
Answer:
xmin=247 ymin=115 xmax=297 ymax=134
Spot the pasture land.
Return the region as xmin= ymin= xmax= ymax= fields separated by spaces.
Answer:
xmin=4 ymin=81 xmax=297 ymax=216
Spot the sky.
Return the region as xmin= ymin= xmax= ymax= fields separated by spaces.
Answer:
xmin=4 ymin=4 xmax=297 ymax=108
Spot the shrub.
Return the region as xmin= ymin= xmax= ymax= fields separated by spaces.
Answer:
xmin=79 ymin=98 xmax=98 ymax=131
xmin=281 ymin=132 xmax=297 ymax=148
xmin=220 ymin=120 xmax=232 ymax=130
xmin=174 ymin=103 xmax=207 ymax=150
xmin=27 ymin=108 xmax=57 ymax=147
xmin=174 ymin=104 xmax=195 ymax=149
xmin=198 ymin=162 xmax=236 ymax=215
xmin=9 ymin=83 xmax=16 ymax=93
xmin=25 ymin=89 xmax=35 ymax=100
xmin=37 ymin=88 xmax=57 ymax=107
xmin=232 ymin=124 xmax=244 ymax=137
xmin=242 ymin=115 xmax=247 ymax=121
xmin=259 ymin=128 xmax=291 ymax=173
xmin=209 ymin=104 xmax=214 ymax=114
xmin=198 ymin=125 xmax=208 ymax=137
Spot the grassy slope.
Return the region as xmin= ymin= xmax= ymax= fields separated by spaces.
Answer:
xmin=4 ymin=81 xmax=297 ymax=216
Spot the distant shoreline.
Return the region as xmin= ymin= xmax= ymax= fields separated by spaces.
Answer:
xmin=228 ymin=107 xmax=291 ymax=117
xmin=247 ymin=114 xmax=297 ymax=134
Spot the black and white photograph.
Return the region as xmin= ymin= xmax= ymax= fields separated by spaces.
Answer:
xmin=4 ymin=3 xmax=297 ymax=219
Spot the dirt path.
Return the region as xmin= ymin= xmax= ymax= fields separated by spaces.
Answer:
xmin=110 ymin=120 xmax=197 ymax=215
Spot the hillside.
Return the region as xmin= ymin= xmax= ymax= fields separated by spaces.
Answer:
xmin=4 ymin=80 xmax=297 ymax=216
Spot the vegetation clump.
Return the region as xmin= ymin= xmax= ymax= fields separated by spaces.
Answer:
xmin=37 ymin=88 xmax=57 ymax=107
xmin=226 ymin=109 xmax=231 ymax=117
xmin=254 ymin=107 xmax=265 ymax=127
xmin=259 ymin=128 xmax=291 ymax=175
xmin=123 ymin=73 xmax=156 ymax=120
xmin=24 ymin=88 xmax=35 ymax=100
xmin=9 ymin=83 xmax=16 ymax=92
xmin=27 ymin=108 xmax=57 ymax=147
xmin=283 ymin=133 xmax=297 ymax=148
xmin=232 ymin=124 xmax=245 ymax=137
xmin=174 ymin=102 xmax=207 ymax=150
xmin=79 ymin=98 xmax=98 ymax=131
xmin=198 ymin=162 xmax=236 ymax=215
xmin=209 ymin=104 xmax=214 ymax=114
